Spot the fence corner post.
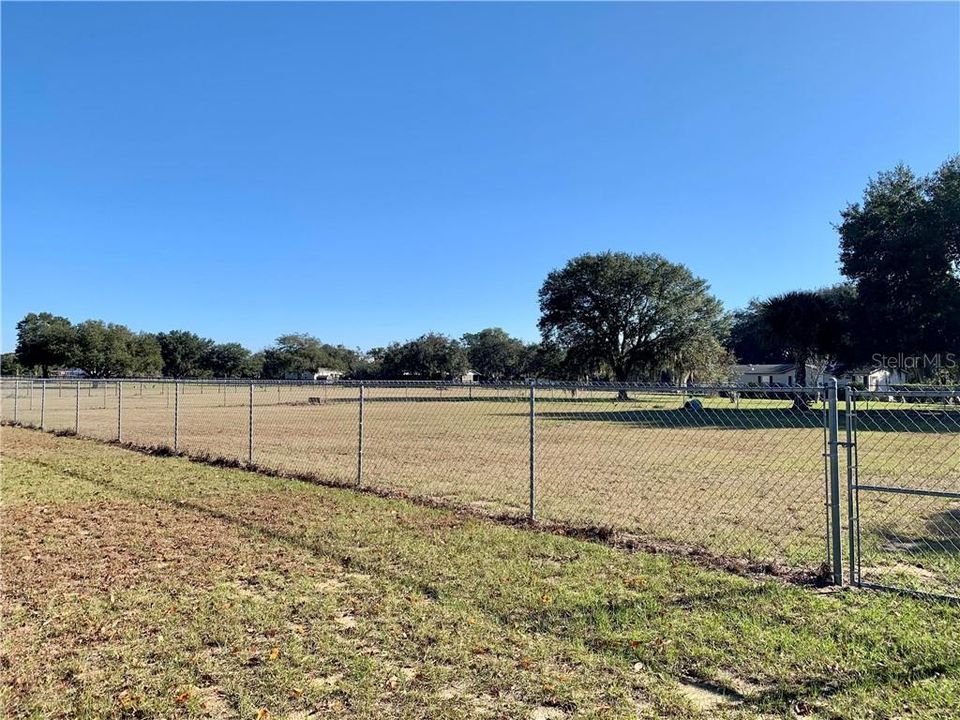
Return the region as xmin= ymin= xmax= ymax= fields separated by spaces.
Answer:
xmin=529 ymin=380 xmax=536 ymax=521
xmin=248 ymin=381 xmax=254 ymax=464
xmin=40 ymin=379 xmax=46 ymax=431
xmin=827 ymin=379 xmax=843 ymax=585
xmin=117 ymin=380 xmax=123 ymax=442
xmin=75 ymin=379 xmax=81 ymax=434
xmin=13 ymin=375 xmax=19 ymax=423
xmin=173 ymin=380 xmax=180 ymax=452
xmin=357 ymin=382 xmax=365 ymax=485
xmin=844 ymin=385 xmax=858 ymax=587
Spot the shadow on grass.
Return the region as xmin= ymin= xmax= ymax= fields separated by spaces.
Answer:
xmin=867 ymin=509 xmax=960 ymax=558
xmin=531 ymin=408 xmax=960 ymax=432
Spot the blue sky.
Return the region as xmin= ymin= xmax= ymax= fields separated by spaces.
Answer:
xmin=2 ymin=2 xmax=958 ymax=353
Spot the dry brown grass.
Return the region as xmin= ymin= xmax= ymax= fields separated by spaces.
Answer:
xmin=6 ymin=382 xmax=958 ymax=572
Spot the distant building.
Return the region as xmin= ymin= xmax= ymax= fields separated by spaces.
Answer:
xmin=732 ymin=363 xmax=908 ymax=390
xmin=56 ymin=368 xmax=88 ymax=378
xmin=313 ymin=368 xmax=344 ymax=382
xmin=280 ymin=368 xmax=343 ymax=382
xmin=460 ymin=370 xmax=481 ymax=384
xmin=833 ymin=366 xmax=907 ymax=391
xmin=732 ymin=363 xmax=827 ymax=387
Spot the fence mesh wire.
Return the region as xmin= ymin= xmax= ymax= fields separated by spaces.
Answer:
xmin=849 ymin=388 xmax=960 ymax=597
xmin=3 ymin=378 xmax=958 ymax=595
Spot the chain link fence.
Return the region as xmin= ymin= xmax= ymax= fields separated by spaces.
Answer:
xmin=3 ymin=377 xmax=958 ymax=596
xmin=847 ymin=388 xmax=960 ymax=598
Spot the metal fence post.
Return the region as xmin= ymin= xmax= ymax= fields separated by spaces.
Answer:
xmin=174 ymin=380 xmax=180 ymax=451
xmin=827 ymin=380 xmax=843 ymax=585
xmin=248 ymin=381 xmax=254 ymax=464
xmin=357 ymin=383 xmax=365 ymax=485
xmin=75 ymin=380 xmax=81 ymax=434
xmin=13 ymin=375 xmax=19 ymax=423
xmin=843 ymin=385 xmax=860 ymax=585
xmin=40 ymin=380 xmax=46 ymax=430
xmin=117 ymin=381 xmax=123 ymax=442
xmin=529 ymin=381 xmax=536 ymax=520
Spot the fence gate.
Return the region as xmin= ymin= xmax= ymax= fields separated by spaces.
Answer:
xmin=848 ymin=388 xmax=960 ymax=599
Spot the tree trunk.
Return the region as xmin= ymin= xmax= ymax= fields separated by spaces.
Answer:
xmin=614 ymin=366 xmax=630 ymax=401
xmin=792 ymin=355 xmax=810 ymax=410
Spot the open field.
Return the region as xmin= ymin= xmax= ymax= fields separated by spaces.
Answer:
xmin=3 ymin=382 xmax=959 ymax=589
xmin=3 ymin=426 xmax=960 ymax=719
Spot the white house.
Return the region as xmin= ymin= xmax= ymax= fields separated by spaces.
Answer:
xmin=280 ymin=367 xmax=343 ymax=382
xmin=313 ymin=368 xmax=344 ymax=382
xmin=732 ymin=363 xmax=829 ymax=387
xmin=55 ymin=368 xmax=88 ymax=378
xmin=835 ymin=366 xmax=907 ymax=391
xmin=733 ymin=363 xmax=908 ymax=390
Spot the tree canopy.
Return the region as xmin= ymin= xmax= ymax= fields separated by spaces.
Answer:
xmin=731 ymin=286 xmax=853 ymax=381
xmin=15 ymin=313 xmax=76 ymax=378
xmin=260 ymin=334 xmax=363 ymax=379
xmin=74 ymin=321 xmax=136 ymax=378
xmin=205 ymin=342 xmax=253 ymax=378
xmin=156 ymin=331 xmax=215 ymax=378
xmin=838 ymin=156 xmax=960 ymax=367
xmin=461 ymin=328 xmax=528 ymax=380
xmin=379 ymin=334 xmax=468 ymax=380
xmin=538 ymin=252 xmax=727 ymax=383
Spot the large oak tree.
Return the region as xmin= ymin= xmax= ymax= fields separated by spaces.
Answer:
xmin=15 ymin=312 xmax=76 ymax=377
xmin=538 ymin=252 xmax=726 ymax=387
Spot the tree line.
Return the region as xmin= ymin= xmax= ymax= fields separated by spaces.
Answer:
xmin=730 ymin=156 xmax=960 ymax=384
xmin=4 ymin=156 xmax=957 ymax=384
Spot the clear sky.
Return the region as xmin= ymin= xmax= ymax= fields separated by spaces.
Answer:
xmin=2 ymin=2 xmax=958 ymax=353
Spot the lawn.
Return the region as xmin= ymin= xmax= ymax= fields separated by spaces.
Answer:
xmin=2 ymin=426 xmax=960 ymax=719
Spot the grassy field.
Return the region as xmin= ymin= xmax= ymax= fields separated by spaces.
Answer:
xmin=3 ymin=426 xmax=960 ymax=719
xmin=3 ymin=382 xmax=958 ymax=587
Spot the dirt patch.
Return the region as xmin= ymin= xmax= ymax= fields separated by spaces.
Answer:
xmin=676 ymin=679 xmax=743 ymax=710
xmin=334 ymin=614 xmax=357 ymax=630
xmin=437 ymin=680 xmax=468 ymax=701
xmin=530 ymin=706 xmax=565 ymax=720
xmin=195 ymin=686 xmax=237 ymax=719
xmin=864 ymin=563 xmax=939 ymax=581
xmin=712 ymin=670 xmax=768 ymax=698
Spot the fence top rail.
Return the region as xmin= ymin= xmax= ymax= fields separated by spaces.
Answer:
xmin=0 ymin=376 xmax=838 ymax=394
xmin=852 ymin=388 xmax=960 ymax=399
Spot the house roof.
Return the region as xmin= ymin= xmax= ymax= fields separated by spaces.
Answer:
xmin=732 ymin=364 xmax=796 ymax=375
xmin=835 ymin=365 xmax=894 ymax=376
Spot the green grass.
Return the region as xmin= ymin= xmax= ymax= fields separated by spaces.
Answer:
xmin=3 ymin=427 xmax=960 ymax=719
